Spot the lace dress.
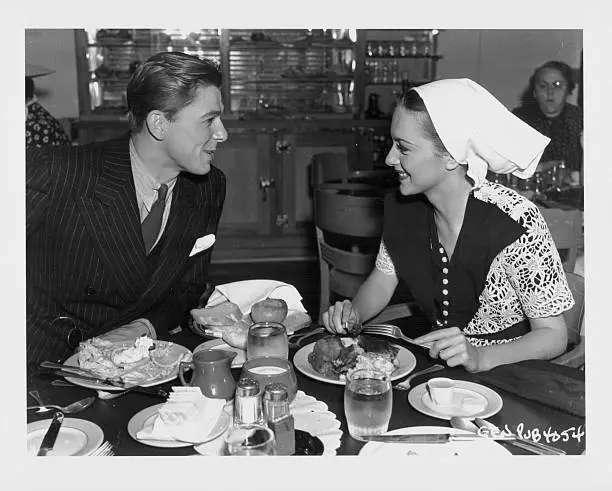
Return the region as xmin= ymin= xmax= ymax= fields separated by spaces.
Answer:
xmin=377 ymin=181 xmax=574 ymax=346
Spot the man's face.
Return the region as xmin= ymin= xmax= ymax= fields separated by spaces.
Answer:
xmin=162 ymin=85 xmax=227 ymax=175
xmin=533 ymin=67 xmax=569 ymax=119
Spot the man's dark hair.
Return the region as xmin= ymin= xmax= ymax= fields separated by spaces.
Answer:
xmin=397 ymin=89 xmax=451 ymax=157
xmin=519 ymin=60 xmax=576 ymax=107
xmin=126 ymin=52 xmax=222 ymax=131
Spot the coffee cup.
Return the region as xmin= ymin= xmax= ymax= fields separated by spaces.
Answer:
xmin=426 ymin=377 xmax=455 ymax=406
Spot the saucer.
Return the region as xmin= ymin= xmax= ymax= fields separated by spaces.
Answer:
xmin=408 ymin=380 xmax=503 ymax=420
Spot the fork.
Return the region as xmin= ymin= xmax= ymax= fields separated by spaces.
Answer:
xmin=90 ymin=441 xmax=115 ymax=456
xmin=361 ymin=324 xmax=432 ymax=350
xmin=392 ymin=364 xmax=445 ymax=391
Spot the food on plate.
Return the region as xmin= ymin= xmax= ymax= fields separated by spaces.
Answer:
xmin=193 ymin=301 xmax=243 ymax=330
xmin=307 ymin=335 xmax=400 ymax=380
xmin=76 ymin=335 xmax=187 ymax=383
xmin=221 ymin=324 xmax=249 ymax=350
xmin=251 ymin=298 xmax=288 ymax=324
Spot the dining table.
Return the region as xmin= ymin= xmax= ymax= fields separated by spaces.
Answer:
xmin=26 ymin=318 xmax=586 ymax=457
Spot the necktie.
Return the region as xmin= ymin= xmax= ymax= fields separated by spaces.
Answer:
xmin=141 ymin=183 xmax=168 ymax=253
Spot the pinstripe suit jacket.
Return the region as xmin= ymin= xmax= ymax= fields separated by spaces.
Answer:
xmin=26 ymin=135 xmax=226 ymax=364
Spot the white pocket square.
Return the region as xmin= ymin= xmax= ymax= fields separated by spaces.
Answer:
xmin=189 ymin=234 xmax=216 ymax=257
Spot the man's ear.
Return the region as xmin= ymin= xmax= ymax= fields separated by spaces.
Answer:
xmin=145 ymin=110 xmax=166 ymax=141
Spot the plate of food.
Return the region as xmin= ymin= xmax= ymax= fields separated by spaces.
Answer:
xmin=293 ymin=335 xmax=417 ymax=385
xmin=63 ymin=336 xmax=192 ymax=391
xmin=191 ymin=299 xmax=311 ymax=351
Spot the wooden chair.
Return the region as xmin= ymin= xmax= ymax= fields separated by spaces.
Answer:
xmin=540 ymin=208 xmax=583 ymax=272
xmin=310 ymin=153 xmax=351 ymax=188
xmin=552 ymin=271 xmax=585 ymax=369
xmin=314 ymin=183 xmax=413 ymax=323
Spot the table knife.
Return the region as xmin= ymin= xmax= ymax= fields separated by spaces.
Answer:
xmin=473 ymin=418 xmax=566 ymax=455
xmin=52 ymin=370 xmax=168 ymax=398
xmin=360 ymin=433 xmax=514 ymax=443
xmin=37 ymin=410 xmax=64 ymax=456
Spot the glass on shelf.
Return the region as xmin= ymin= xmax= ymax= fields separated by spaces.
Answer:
xmin=366 ymin=42 xmax=374 ymax=57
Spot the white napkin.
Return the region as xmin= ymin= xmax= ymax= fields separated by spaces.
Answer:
xmin=205 ymin=280 xmax=307 ymax=315
xmin=136 ymin=387 xmax=225 ymax=443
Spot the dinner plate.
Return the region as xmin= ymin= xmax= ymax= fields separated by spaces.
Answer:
xmin=127 ymin=403 xmax=231 ymax=448
xmin=293 ymin=339 xmax=417 ymax=386
xmin=63 ymin=340 xmax=191 ymax=391
xmin=408 ymin=380 xmax=503 ymax=420
xmin=27 ymin=418 xmax=104 ymax=456
xmin=193 ymin=339 xmax=246 ymax=368
xmin=358 ymin=426 xmax=512 ymax=457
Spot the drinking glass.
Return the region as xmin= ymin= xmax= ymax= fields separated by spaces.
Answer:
xmin=224 ymin=424 xmax=276 ymax=456
xmin=247 ymin=322 xmax=288 ymax=360
xmin=344 ymin=368 xmax=392 ymax=440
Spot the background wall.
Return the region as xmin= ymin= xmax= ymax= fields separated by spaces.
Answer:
xmin=438 ymin=29 xmax=583 ymax=109
xmin=25 ymin=29 xmax=79 ymax=119
xmin=24 ymin=29 xmax=582 ymax=118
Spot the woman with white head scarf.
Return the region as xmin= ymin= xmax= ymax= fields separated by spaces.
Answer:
xmin=322 ymin=79 xmax=574 ymax=373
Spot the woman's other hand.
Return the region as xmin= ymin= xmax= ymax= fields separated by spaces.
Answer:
xmin=414 ymin=327 xmax=483 ymax=373
xmin=322 ymin=300 xmax=360 ymax=336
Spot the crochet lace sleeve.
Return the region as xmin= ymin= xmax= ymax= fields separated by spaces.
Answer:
xmin=375 ymin=240 xmax=397 ymax=276
xmin=501 ymin=205 xmax=575 ymax=318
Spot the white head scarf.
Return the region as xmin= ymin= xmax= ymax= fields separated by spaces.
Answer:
xmin=411 ymin=78 xmax=550 ymax=189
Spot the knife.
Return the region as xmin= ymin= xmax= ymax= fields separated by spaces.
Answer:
xmin=360 ymin=433 xmax=515 ymax=443
xmin=52 ymin=370 xmax=168 ymax=399
xmin=37 ymin=410 xmax=64 ymax=456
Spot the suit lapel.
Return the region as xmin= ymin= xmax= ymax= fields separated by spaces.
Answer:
xmin=76 ymin=136 xmax=149 ymax=302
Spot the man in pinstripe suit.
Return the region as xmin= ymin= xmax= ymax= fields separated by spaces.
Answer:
xmin=26 ymin=52 xmax=228 ymax=365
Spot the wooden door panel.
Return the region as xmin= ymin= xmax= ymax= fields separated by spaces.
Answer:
xmin=213 ymin=132 xmax=272 ymax=235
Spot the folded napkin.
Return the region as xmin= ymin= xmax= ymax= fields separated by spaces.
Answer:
xmin=206 ymin=280 xmax=307 ymax=314
xmin=474 ymin=360 xmax=585 ymax=418
xmin=136 ymin=387 xmax=225 ymax=443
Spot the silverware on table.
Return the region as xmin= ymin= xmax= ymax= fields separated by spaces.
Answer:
xmin=361 ymin=324 xmax=432 ymax=350
xmin=51 ymin=370 xmax=168 ymax=399
xmin=393 ymin=364 xmax=445 ymax=391
xmin=28 ymin=396 xmax=96 ymax=415
xmin=288 ymin=327 xmax=326 ymax=347
xmin=37 ymin=410 xmax=64 ymax=456
xmin=360 ymin=433 xmax=514 ymax=444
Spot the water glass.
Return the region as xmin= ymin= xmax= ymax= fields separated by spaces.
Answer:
xmin=247 ymin=322 xmax=288 ymax=360
xmin=224 ymin=424 xmax=276 ymax=456
xmin=344 ymin=369 xmax=392 ymax=440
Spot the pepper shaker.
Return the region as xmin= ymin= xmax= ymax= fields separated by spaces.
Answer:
xmin=262 ymin=383 xmax=295 ymax=456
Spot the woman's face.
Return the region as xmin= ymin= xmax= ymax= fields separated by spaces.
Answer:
xmin=385 ymin=107 xmax=449 ymax=196
xmin=534 ymin=67 xmax=569 ymax=118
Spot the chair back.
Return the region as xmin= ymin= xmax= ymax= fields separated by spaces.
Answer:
xmin=313 ymin=184 xmax=385 ymax=318
xmin=311 ymin=153 xmax=351 ymax=187
xmin=540 ymin=208 xmax=582 ymax=272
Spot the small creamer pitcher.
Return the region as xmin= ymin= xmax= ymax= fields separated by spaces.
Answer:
xmin=178 ymin=349 xmax=237 ymax=400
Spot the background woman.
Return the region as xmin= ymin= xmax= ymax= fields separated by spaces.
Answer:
xmin=513 ymin=60 xmax=583 ymax=178
xmin=323 ymin=79 xmax=574 ymax=373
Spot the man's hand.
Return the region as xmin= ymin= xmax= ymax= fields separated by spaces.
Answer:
xmin=414 ymin=327 xmax=484 ymax=373
xmin=97 ymin=319 xmax=155 ymax=344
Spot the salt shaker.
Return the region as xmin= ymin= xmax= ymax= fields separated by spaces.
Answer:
xmin=262 ymin=383 xmax=295 ymax=456
xmin=234 ymin=377 xmax=263 ymax=426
